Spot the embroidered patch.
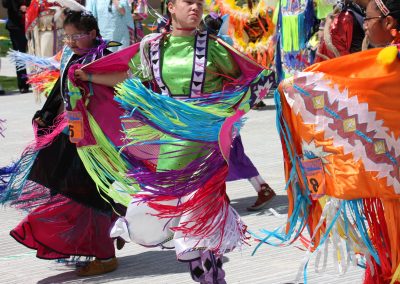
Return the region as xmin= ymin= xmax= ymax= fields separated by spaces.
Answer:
xmin=312 ymin=95 xmax=324 ymax=109
xmin=374 ymin=140 xmax=386 ymax=155
xmin=343 ymin=118 xmax=356 ymax=132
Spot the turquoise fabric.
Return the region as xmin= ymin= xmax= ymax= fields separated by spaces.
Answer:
xmin=86 ymin=0 xmax=134 ymax=50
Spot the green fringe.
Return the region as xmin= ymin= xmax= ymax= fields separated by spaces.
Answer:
xmin=122 ymin=118 xmax=165 ymax=148
xmin=282 ymin=14 xmax=300 ymax=52
xmin=77 ymin=113 xmax=139 ymax=207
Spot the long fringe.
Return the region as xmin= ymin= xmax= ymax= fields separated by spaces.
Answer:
xmin=9 ymin=181 xmax=53 ymax=212
xmin=145 ymin=165 xmax=247 ymax=255
xmin=76 ymin=113 xmax=139 ymax=207
xmin=254 ymin=88 xmax=400 ymax=283
xmin=27 ymin=70 xmax=60 ymax=98
xmin=0 ymin=113 xmax=67 ymax=207
xmin=115 ymin=78 xmax=248 ymax=143
xmin=8 ymin=50 xmax=60 ymax=71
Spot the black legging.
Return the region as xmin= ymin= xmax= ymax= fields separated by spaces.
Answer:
xmin=9 ymin=27 xmax=29 ymax=90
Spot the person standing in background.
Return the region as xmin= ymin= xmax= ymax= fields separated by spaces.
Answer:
xmin=2 ymin=0 xmax=31 ymax=93
xmin=86 ymin=0 xmax=134 ymax=51
xmin=25 ymin=0 xmax=65 ymax=57
xmin=315 ymin=0 xmax=368 ymax=62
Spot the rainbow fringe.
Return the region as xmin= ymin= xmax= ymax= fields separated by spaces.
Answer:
xmin=114 ymin=77 xmax=257 ymax=254
xmin=0 ymin=113 xmax=67 ymax=210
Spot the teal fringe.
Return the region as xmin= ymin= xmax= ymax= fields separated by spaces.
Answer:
xmin=115 ymin=78 xmax=251 ymax=143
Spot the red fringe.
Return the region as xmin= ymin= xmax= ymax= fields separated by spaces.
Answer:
xmin=147 ymin=165 xmax=232 ymax=250
xmin=363 ymin=198 xmax=393 ymax=284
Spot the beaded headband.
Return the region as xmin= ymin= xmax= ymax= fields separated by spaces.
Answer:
xmin=375 ymin=0 xmax=390 ymax=16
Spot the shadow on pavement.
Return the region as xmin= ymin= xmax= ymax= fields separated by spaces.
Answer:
xmin=0 ymin=90 xmax=22 ymax=96
xmin=230 ymin=194 xmax=288 ymax=217
xmin=37 ymin=250 xmax=230 ymax=283
xmin=253 ymin=104 xmax=276 ymax=111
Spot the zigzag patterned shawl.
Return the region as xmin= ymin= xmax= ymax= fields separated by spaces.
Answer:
xmin=258 ymin=47 xmax=400 ymax=284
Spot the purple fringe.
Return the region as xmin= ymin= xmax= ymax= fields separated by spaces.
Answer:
xmin=127 ymin=143 xmax=226 ymax=199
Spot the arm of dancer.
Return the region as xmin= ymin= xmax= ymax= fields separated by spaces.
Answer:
xmin=74 ymin=69 xmax=128 ymax=87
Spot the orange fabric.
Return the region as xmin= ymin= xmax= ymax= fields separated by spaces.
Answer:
xmin=279 ymin=47 xmax=400 ymax=200
xmin=278 ymin=46 xmax=400 ymax=281
xmin=308 ymin=48 xmax=400 ymax=138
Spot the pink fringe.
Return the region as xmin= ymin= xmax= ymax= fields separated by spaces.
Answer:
xmin=32 ymin=112 xmax=68 ymax=151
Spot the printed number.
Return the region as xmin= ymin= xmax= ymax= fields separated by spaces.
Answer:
xmin=309 ymin=178 xmax=319 ymax=193
xmin=69 ymin=124 xmax=75 ymax=138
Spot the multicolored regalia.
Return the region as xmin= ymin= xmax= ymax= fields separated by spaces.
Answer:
xmin=0 ymin=40 xmax=131 ymax=260
xmin=73 ymin=31 xmax=274 ymax=263
xmin=262 ymin=45 xmax=400 ymax=283
xmin=213 ymin=0 xmax=276 ymax=68
xmin=274 ymin=0 xmax=317 ymax=82
xmin=25 ymin=0 xmax=64 ymax=57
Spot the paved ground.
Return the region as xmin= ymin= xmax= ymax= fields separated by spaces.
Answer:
xmin=0 ymin=57 xmax=364 ymax=284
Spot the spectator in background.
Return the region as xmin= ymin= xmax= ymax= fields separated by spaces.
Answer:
xmin=25 ymin=0 xmax=64 ymax=57
xmin=2 ymin=0 xmax=30 ymax=93
xmin=131 ymin=0 xmax=148 ymax=42
xmin=86 ymin=0 xmax=135 ymax=51
xmin=315 ymin=0 xmax=368 ymax=62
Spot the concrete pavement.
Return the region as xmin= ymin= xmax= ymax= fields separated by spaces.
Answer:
xmin=0 ymin=57 xmax=364 ymax=284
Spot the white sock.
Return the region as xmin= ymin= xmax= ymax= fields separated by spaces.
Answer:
xmin=248 ymin=175 xmax=266 ymax=192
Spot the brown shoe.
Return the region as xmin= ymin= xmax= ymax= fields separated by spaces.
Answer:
xmin=77 ymin=257 xmax=118 ymax=276
xmin=252 ymin=100 xmax=268 ymax=110
xmin=247 ymin=184 xmax=276 ymax=211
xmin=116 ymin=237 xmax=126 ymax=250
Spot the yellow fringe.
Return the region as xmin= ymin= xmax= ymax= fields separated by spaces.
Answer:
xmin=391 ymin=263 xmax=400 ymax=284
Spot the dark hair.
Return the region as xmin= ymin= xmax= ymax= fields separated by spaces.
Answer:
xmin=203 ymin=15 xmax=223 ymax=35
xmin=164 ymin=0 xmax=175 ymax=33
xmin=63 ymin=9 xmax=101 ymax=37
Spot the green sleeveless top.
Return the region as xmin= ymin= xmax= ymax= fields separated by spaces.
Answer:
xmin=129 ymin=34 xmax=241 ymax=95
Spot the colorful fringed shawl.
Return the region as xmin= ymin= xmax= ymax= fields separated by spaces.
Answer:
xmin=8 ymin=49 xmax=61 ymax=98
xmin=0 ymin=42 xmax=134 ymax=210
xmin=79 ymin=35 xmax=274 ymax=255
xmin=261 ymin=46 xmax=400 ymax=283
xmin=1 ymin=49 xmax=66 ymax=210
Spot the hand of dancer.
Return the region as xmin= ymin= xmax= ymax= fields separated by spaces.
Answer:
xmin=34 ymin=117 xmax=46 ymax=127
xmin=74 ymin=69 xmax=90 ymax=82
